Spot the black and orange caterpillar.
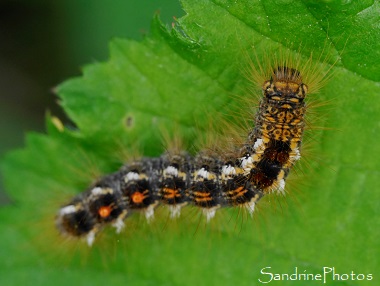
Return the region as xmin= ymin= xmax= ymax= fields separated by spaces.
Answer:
xmin=56 ymin=65 xmax=309 ymax=246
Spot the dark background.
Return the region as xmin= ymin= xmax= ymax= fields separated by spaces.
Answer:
xmin=0 ymin=0 xmax=183 ymax=204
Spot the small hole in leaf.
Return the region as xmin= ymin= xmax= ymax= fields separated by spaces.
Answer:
xmin=125 ymin=115 xmax=134 ymax=128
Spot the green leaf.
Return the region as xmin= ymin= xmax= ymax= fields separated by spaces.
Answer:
xmin=1 ymin=0 xmax=379 ymax=285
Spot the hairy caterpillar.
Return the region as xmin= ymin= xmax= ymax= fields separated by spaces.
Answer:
xmin=56 ymin=49 xmax=329 ymax=246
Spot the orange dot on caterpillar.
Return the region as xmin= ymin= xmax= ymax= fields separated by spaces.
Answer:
xmin=98 ymin=206 xmax=112 ymax=218
xmin=131 ymin=191 xmax=147 ymax=204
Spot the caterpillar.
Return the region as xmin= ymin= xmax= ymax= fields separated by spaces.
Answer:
xmin=56 ymin=51 xmax=325 ymax=246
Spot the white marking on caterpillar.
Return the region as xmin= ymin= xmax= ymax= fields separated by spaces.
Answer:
xmin=169 ymin=205 xmax=182 ymax=219
xmin=164 ymin=166 xmax=179 ymax=177
xmin=59 ymin=205 xmax=76 ymax=215
xmin=112 ymin=217 xmax=125 ymax=233
xmin=125 ymin=171 xmax=139 ymax=181
xmin=293 ymin=148 xmax=301 ymax=161
xmin=203 ymin=207 xmax=218 ymax=222
xmin=197 ymin=168 xmax=209 ymax=179
xmin=222 ymin=165 xmax=236 ymax=176
xmin=277 ymin=179 xmax=286 ymax=195
xmin=91 ymin=187 xmax=104 ymax=196
xmin=145 ymin=204 xmax=156 ymax=222
xmin=86 ymin=231 xmax=96 ymax=247
xmin=246 ymin=200 xmax=256 ymax=216
xmin=240 ymin=156 xmax=254 ymax=173
xmin=253 ymin=138 xmax=264 ymax=150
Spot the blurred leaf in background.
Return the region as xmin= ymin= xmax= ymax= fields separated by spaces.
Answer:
xmin=1 ymin=0 xmax=379 ymax=285
xmin=0 ymin=0 xmax=182 ymax=204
